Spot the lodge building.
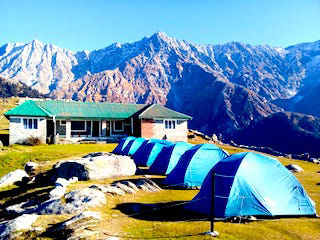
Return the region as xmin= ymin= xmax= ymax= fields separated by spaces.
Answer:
xmin=4 ymin=100 xmax=192 ymax=145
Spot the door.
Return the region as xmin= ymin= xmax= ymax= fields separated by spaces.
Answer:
xmin=92 ymin=121 xmax=100 ymax=137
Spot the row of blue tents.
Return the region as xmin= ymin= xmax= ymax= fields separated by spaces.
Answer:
xmin=113 ymin=137 xmax=316 ymax=218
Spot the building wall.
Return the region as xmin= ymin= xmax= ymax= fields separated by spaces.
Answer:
xmin=140 ymin=119 xmax=188 ymax=142
xmin=9 ymin=117 xmax=47 ymax=145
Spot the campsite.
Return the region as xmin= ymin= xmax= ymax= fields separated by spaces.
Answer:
xmin=0 ymin=128 xmax=319 ymax=239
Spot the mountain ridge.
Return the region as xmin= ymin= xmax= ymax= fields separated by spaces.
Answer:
xmin=1 ymin=32 xmax=320 ymax=155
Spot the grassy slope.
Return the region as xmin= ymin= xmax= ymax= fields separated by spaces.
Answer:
xmin=0 ymin=99 xmax=319 ymax=239
xmin=0 ymin=98 xmax=19 ymax=134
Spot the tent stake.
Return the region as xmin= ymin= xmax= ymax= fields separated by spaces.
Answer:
xmin=204 ymin=171 xmax=219 ymax=237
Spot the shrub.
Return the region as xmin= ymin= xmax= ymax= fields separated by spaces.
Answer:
xmin=27 ymin=136 xmax=42 ymax=146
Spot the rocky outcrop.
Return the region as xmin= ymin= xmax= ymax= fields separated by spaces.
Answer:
xmin=0 ymin=169 xmax=29 ymax=188
xmin=0 ymin=214 xmax=38 ymax=239
xmin=36 ymin=188 xmax=106 ymax=215
xmin=286 ymin=164 xmax=304 ymax=172
xmin=52 ymin=152 xmax=136 ymax=181
xmin=45 ymin=211 xmax=102 ymax=239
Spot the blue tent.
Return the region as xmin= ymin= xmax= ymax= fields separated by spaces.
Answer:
xmin=112 ymin=136 xmax=136 ymax=155
xmin=185 ymin=152 xmax=316 ymax=218
xmin=149 ymin=142 xmax=194 ymax=175
xmin=132 ymin=138 xmax=163 ymax=160
xmin=121 ymin=138 xmax=147 ymax=156
xmin=134 ymin=140 xmax=172 ymax=166
xmin=163 ymin=144 xmax=228 ymax=188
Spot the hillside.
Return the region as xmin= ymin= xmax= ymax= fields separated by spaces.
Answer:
xmin=0 ymin=76 xmax=43 ymax=98
xmin=232 ymin=112 xmax=320 ymax=157
xmin=1 ymin=33 xmax=320 ymax=155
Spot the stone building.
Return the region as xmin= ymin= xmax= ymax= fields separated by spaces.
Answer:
xmin=4 ymin=100 xmax=191 ymax=145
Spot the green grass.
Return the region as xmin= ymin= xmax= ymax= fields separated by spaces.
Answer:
xmin=0 ymin=143 xmax=319 ymax=239
xmin=0 ymin=98 xmax=19 ymax=134
xmin=0 ymin=143 xmax=116 ymax=177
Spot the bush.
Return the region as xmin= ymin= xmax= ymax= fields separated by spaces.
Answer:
xmin=27 ymin=136 xmax=42 ymax=146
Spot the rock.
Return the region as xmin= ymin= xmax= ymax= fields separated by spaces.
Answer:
xmin=90 ymin=184 xmax=125 ymax=196
xmin=65 ymin=187 xmax=106 ymax=209
xmin=44 ymin=211 xmax=101 ymax=239
xmin=55 ymin=178 xmax=70 ymax=188
xmin=308 ymin=158 xmax=320 ymax=164
xmin=0 ymin=169 xmax=29 ymax=188
xmin=0 ymin=140 xmax=3 ymax=147
xmin=112 ymin=182 xmax=136 ymax=194
xmin=0 ymin=214 xmax=38 ymax=239
xmin=49 ymin=185 xmax=67 ymax=199
xmin=136 ymin=179 xmax=161 ymax=192
xmin=69 ymin=176 xmax=78 ymax=183
xmin=286 ymin=164 xmax=303 ymax=172
xmin=211 ymin=134 xmax=218 ymax=143
xmin=24 ymin=162 xmax=38 ymax=175
xmin=36 ymin=188 xmax=106 ymax=214
xmin=52 ymin=152 xmax=136 ymax=181
xmin=120 ymin=181 xmax=139 ymax=191
xmin=5 ymin=199 xmax=40 ymax=215
xmin=49 ymin=211 xmax=101 ymax=232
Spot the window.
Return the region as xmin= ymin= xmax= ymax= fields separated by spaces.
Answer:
xmin=165 ymin=120 xmax=176 ymax=129
xmin=71 ymin=121 xmax=86 ymax=131
xmin=113 ymin=121 xmax=124 ymax=132
xmin=23 ymin=118 xmax=38 ymax=129
xmin=60 ymin=120 xmax=66 ymax=126
xmin=33 ymin=119 xmax=38 ymax=129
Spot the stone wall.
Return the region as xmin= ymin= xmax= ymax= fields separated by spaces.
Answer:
xmin=141 ymin=119 xmax=188 ymax=142
xmin=9 ymin=117 xmax=47 ymax=145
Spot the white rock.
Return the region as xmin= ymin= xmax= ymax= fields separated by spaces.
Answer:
xmin=49 ymin=185 xmax=67 ymax=199
xmin=90 ymin=184 xmax=125 ymax=196
xmin=53 ymin=152 xmax=136 ymax=180
xmin=24 ymin=162 xmax=38 ymax=174
xmin=50 ymin=211 xmax=101 ymax=232
xmin=112 ymin=182 xmax=136 ymax=194
xmin=286 ymin=164 xmax=303 ymax=172
xmin=65 ymin=188 xmax=106 ymax=208
xmin=69 ymin=177 xmax=78 ymax=183
xmin=0 ymin=214 xmax=38 ymax=238
xmin=0 ymin=169 xmax=29 ymax=188
xmin=55 ymin=178 xmax=70 ymax=188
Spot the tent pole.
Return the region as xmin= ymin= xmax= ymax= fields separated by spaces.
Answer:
xmin=211 ymin=171 xmax=215 ymax=232
xmin=204 ymin=171 xmax=219 ymax=237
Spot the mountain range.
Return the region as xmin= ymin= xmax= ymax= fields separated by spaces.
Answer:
xmin=1 ymin=32 xmax=320 ymax=156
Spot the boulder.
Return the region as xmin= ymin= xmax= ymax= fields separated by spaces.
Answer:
xmin=49 ymin=186 xmax=67 ymax=199
xmin=89 ymin=184 xmax=125 ymax=196
xmin=55 ymin=178 xmax=70 ymax=188
xmin=52 ymin=152 xmax=136 ymax=180
xmin=286 ymin=164 xmax=304 ymax=172
xmin=0 ymin=169 xmax=29 ymax=188
xmin=136 ymin=179 xmax=161 ymax=192
xmin=112 ymin=182 xmax=136 ymax=194
xmin=24 ymin=162 xmax=38 ymax=175
xmin=64 ymin=187 xmax=107 ymax=209
xmin=0 ymin=214 xmax=38 ymax=239
xmin=5 ymin=199 xmax=40 ymax=215
xmin=36 ymin=188 xmax=106 ymax=215
xmin=211 ymin=134 xmax=218 ymax=143
xmin=45 ymin=211 xmax=101 ymax=239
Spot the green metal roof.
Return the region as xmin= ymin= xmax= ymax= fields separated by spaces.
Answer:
xmin=138 ymin=104 xmax=192 ymax=120
xmin=5 ymin=100 xmax=192 ymax=120
xmin=4 ymin=100 xmax=50 ymax=117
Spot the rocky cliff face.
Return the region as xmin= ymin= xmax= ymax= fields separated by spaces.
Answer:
xmin=1 ymin=32 xmax=320 ymax=154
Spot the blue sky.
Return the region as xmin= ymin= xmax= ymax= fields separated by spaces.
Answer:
xmin=1 ymin=0 xmax=320 ymax=51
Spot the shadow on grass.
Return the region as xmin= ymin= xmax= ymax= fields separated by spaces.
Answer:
xmin=0 ymin=133 xmax=9 ymax=146
xmin=115 ymin=201 xmax=208 ymax=222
